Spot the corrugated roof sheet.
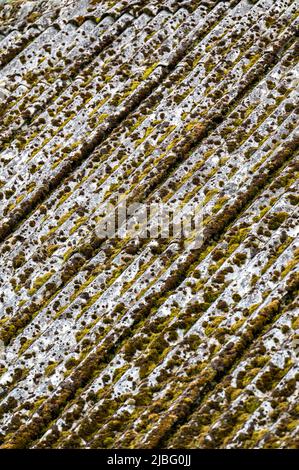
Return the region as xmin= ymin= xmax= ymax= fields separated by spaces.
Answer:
xmin=0 ymin=0 xmax=298 ymax=449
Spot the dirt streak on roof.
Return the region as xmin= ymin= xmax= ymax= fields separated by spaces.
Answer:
xmin=0 ymin=0 xmax=298 ymax=449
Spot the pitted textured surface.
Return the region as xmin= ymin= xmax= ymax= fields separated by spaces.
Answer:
xmin=0 ymin=0 xmax=298 ymax=449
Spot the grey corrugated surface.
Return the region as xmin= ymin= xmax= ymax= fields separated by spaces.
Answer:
xmin=0 ymin=0 xmax=298 ymax=449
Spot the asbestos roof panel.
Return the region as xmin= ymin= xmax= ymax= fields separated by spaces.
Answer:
xmin=0 ymin=0 xmax=298 ymax=449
